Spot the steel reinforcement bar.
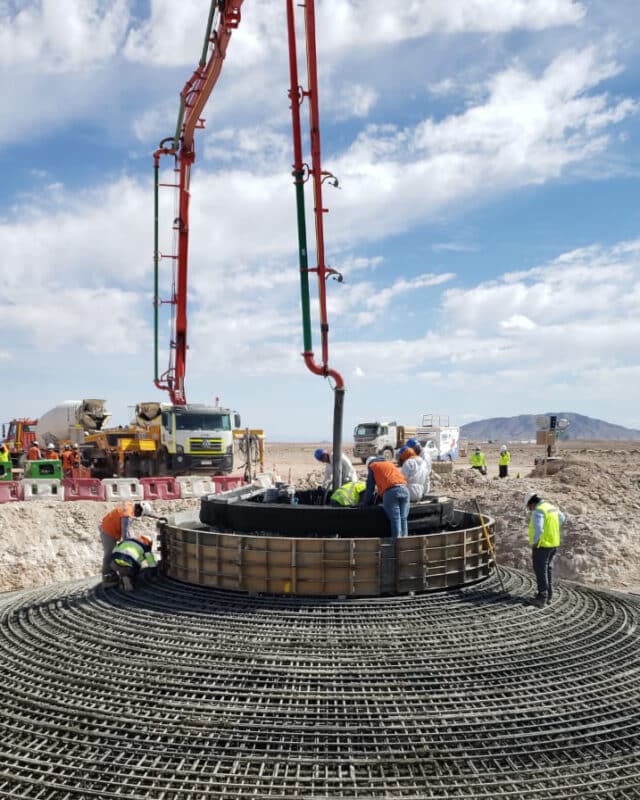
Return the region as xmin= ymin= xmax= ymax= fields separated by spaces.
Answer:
xmin=0 ymin=569 xmax=639 ymax=798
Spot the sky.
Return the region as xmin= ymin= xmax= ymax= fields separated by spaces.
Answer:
xmin=1 ymin=0 xmax=639 ymax=442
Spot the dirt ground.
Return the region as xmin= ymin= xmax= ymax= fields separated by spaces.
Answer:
xmin=1 ymin=439 xmax=639 ymax=594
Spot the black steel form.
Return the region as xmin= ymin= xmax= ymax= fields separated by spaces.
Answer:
xmin=0 ymin=569 xmax=639 ymax=798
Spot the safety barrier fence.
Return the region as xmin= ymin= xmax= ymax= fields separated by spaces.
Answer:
xmin=0 ymin=474 xmax=247 ymax=504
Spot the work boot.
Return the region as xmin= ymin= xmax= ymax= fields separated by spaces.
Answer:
xmin=531 ymin=593 xmax=547 ymax=608
xmin=101 ymin=574 xmax=118 ymax=588
xmin=121 ymin=576 xmax=134 ymax=592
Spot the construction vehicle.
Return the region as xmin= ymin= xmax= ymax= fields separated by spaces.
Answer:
xmin=352 ymin=421 xmax=418 ymax=463
xmin=2 ymin=418 xmax=37 ymax=467
xmin=415 ymin=414 xmax=460 ymax=461
xmin=35 ymin=400 xmax=110 ymax=449
xmin=81 ymin=401 xmax=243 ymax=479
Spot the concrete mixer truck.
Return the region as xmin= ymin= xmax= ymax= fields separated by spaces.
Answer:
xmin=81 ymin=400 xmax=242 ymax=478
xmin=35 ymin=400 xmax=111 ymax=448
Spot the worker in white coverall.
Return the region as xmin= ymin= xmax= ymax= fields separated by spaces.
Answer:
xmin=397 ymin=447 xmax=429 ymax=502
xmin=406 ymin=438 xmax=432 ymax=495
xmin=314 ymin=448 xmax=357 ymax=490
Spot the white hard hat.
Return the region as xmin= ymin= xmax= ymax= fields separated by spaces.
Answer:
xmin=47 ymin=443 xmax=55 ymax=450
xmin=365 ymin=456 xmax=377 ymax=467
xmin=525 ymin=491 xmax=540 ymax=509
xmin=500 ymin=445 xmax=507 ymax=452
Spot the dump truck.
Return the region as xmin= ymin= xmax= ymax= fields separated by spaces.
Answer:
xmin=35 ymin=400 xmax=111 ymax=448
xmin=82 ymin=401 xmax=242 ymax=478
xmin=2 ymin=417 xmax=38 ymax=467
xmin=352 ymin=421 xmax=417 ymax=463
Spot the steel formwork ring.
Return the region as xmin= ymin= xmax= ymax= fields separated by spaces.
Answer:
xmin=0 ymin=569 xmax=639 ymax=798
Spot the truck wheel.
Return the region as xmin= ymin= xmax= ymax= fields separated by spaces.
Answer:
xmin=382 ymin=447 xmax=394 ymax=461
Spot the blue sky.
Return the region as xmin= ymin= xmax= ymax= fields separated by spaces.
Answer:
xmin=1 ymin=0 xmax=639 ymax=441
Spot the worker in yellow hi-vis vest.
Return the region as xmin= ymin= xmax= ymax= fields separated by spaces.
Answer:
xmin=526 ymin=492 xmax=566 ymax=608
xmin=469 ymin=446 xmax=487 ymax=475
xmin=498 ymin=445 xmax=511 ymax=478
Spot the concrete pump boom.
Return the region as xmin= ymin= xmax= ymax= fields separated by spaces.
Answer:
xmin=153 ymin=0 xmax=243 ymax=405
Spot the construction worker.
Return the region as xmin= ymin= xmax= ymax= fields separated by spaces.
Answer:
xmin=329 ymin=480 xmax=366 ymax=507
xmin=70 ymin=443 xmax=81 ymax=470
xmin=469 ymin=446 xmax=487 ymax=475
xmin=61 ymin=445 xmax=74 ymax=477
xmin=397 ymin=446 xmax=429 ymax=502
xmin=0 ymin=444 xmax=9 ymax=463
xmin=498 ymin=445 xmax=511 ymax=478
xmin=45 ymin=443 xmax=60 ymax=460
xmin=108 ymin=535 xmax=156 ymax=592
xmin=99 ymin=501 xmax=149 ymax=583
xmin=363 ymin=456 xmax=410 ymax=538
xmin=406 ymin=438 xmax=432 ymax=494
xmin=525 ymin=492 xmax=566 ymax=608
xmin=27 ymin=441 xmax=41 ymax=461
xmin=314 ymin=448 xmax=357 ymax=490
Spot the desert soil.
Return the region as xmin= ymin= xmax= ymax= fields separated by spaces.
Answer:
xmin=1 ymin=440 xmax=638 ymax=594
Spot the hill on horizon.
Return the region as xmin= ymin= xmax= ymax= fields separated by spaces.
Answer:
xmin=460 ymin=412 xmax=640 ymax=442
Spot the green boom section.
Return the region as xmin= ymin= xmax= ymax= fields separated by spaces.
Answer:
xmin=294 ymin=171 xmax=313 ymax=353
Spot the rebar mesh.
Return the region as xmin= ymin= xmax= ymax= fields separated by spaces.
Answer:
xmin=0 ymin=569 xmax=639 ymax=798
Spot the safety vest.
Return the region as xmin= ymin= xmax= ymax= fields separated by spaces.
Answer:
xmin=369 ymin=461 xmax=407 ymax=496
xmin=0 ymin=447 xmax=8 ymax=463
xmin=331 ymin=481 xmax=366 ymax=506
xmin=499 ymin=450 xmax=510 ymax=466
xmin=528 ymin=501 xmax=561 ymax=548
xmin=470 ymin=452 xmax=486 ymax=467
xmin=27 ymin=446 xmax=41 ymax=461
xmin=61 ymin=451 xmax=74 ymax=470
xmin=101 ymin=503 xmax=135 ymax=540
xmin=46 ymin=451 xmax=59 ymax=460
xmin=112 ymin=539 xmax=156 ymax=568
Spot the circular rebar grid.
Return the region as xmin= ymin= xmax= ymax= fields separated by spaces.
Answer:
xmin=0 ymin=569 xmax=639 ymax=799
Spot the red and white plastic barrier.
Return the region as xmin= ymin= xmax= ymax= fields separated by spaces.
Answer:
xmin=0 ymin=482 xmax=24 ymax=504
xmin=62 ymin=478 xmax=106 ymax=502
xmin=139 ymin=477 xmax=181 ymax=501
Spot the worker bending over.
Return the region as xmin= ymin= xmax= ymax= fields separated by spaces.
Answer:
xmin=329 ymin=481 xmax=366 ymax=507
xmin=469 ymin=446 xmax=487 ymax=475
xmin=364 ymin=457 xmax=410 ymax=538
xmin=109 ymin=535 xmax=156 ymax=592
xmin=314 ymin=448 xmax=357 ymax=490
xmin=99 ymin=501 xmax=150 ymax=584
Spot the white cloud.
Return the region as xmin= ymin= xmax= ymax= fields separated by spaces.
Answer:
xmin=316 ymin=0 xmax=585 ymax=49
xmin=0 ymin=0 xmax=130 ymax=69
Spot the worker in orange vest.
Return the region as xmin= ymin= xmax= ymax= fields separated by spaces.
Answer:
xmin=27 ymin=441 xmax=42 ymax=460
xmin=363 ymin=457 xmax=410 ymax=538
xmin=99 ymin=502 xmax=149 ymax=582
xmin=71 ymin=443 xmax=81 ymax=470
xmin=61 ymin=445 xmax=74 ymax=477
xmin=45 ymin=443 xmax=60 ymax=460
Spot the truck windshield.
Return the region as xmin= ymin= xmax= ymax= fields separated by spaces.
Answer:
xmin=354 ymin=424 xmax=380 ymax=436
xmin=174 ymin=413 xmax=231 ymax=431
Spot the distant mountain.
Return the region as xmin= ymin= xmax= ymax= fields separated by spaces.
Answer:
xmin=460 ymin=412 xmax=640 ymax=442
